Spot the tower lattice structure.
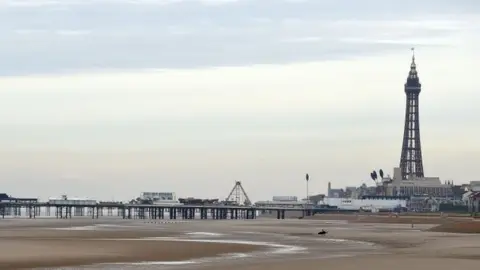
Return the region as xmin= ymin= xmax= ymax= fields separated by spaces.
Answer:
xmin=399 ymin=48 xmax=424 ymax=180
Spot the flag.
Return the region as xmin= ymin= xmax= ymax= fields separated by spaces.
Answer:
xmin=306 ymin=174 xmax=309 ymax=181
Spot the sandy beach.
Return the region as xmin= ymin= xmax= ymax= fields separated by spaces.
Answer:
xmin=0 ymin=215 xmax=479 ymax=269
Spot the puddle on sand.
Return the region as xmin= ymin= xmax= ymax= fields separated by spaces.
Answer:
xmin=50 ymin=224 xmax=144 ymax=231
xmin=185 ymin=232 xmax=225 ymax=237
xmin=113 ymin=260 xmax=197 ymax=266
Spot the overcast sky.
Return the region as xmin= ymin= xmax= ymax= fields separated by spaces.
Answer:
xmin=0 ymin=0 xmax=479 ymax=202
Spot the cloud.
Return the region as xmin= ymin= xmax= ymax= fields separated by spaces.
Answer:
xmin=13 ymin=29 xmax=47 ymax=35
xmin=0 ymin=0 xmax=478 ymax=76
xmin=280 ymin=36 xmax=323 ymax=43
xmin=0 ymin=0 xmax=242 ymax=8
xmin=13 ymin=29 xmax=91 ymax=36
xmin=55 ymin=29 xmax=91 ymax=35
xmin=1 ymin=0 xmax=64 ymax=7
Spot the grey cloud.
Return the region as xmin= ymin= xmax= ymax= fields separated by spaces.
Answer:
xmin=0 ymin=0 xmax=478 ymax=76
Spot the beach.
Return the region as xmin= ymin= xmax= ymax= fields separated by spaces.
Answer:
xmin=0 ymin=215 xmax=479 ymax=269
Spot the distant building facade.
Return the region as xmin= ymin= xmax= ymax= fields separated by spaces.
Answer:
xmin=0 ymin=193 xmax=38 ymax=203
xmin=383 ymin=167 xmax=453 ymax=198
xmin=137 ymin=192 xmax=180 ymax=205
xmin=327 ymin=182 xmax=346 ymax=198
xmin=48 ymin=195 xmax=96 ymax=205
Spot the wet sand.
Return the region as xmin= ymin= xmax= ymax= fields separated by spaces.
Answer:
xmin=0 ymin=215 xmax=479 ymax=269
xmin=307 ymin=213 xmax=480 ymax=232
xmin=0 ymin=239 xmax=260 ymax=269
xmin=220 ymin=216 xmax=480 ymax=270
xmin=0 ymin=219 xmax=263 ymax=269
xmin=208 ymin=256 xmax=480 ymax=270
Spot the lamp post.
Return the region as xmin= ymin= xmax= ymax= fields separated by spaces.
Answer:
xmin=305 ymin=173 xmax=309 ymax=216
xmin=305 ymin=173 xmax=309 ymax=203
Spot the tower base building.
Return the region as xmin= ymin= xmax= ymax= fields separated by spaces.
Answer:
xmin=383 ymin=167 xmax=453 ymax=198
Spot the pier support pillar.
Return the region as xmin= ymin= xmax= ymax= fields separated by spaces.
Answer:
xmin=200 ymin=208 xmax=207 ymax=219
xmin=169 ymin=208 xmax=177 ymax=219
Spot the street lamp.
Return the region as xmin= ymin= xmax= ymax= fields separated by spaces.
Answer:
xmin=305 ymin=173 xmax=310 ymax=217
xmin=306 ymin=173 xmax=309 ymax=203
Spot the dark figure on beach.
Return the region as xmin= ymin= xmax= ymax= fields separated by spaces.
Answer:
xmin=318 ymin=229 xmax=327 ymax=235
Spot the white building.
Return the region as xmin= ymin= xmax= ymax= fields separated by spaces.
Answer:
xmin=48 ymin=195 xmax=96 ymax=205
xmin=139 ymin=192 xmax=181 ymax=205
xmin=255 ymin=200 xmax=310 ymax=208
xmin=321 ymin=197 xmax=406 ymax=211
xmin=272 ymin=196 xmax=298 ymax=202
xmin=141 ymin=192 xmax=176 ymax=201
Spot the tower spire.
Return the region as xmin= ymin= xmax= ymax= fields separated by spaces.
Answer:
xmin=408 ymin=47 xmax=418 ymax=81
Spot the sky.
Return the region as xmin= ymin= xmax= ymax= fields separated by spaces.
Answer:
xmin=0 ymin=0 xmax=479 ymax=202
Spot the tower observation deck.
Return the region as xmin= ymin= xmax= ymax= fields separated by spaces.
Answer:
xmin=399 ymin=48 xmax=424 ymax=180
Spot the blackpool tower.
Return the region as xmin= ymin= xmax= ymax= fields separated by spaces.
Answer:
xmin=399 ymin=48 xmax=424 ymax=180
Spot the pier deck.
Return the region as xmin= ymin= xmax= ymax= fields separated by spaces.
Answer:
xmin=0 ymin=202 xmax=308 ymax=220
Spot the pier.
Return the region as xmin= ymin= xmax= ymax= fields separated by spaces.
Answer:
xmin=0 ymin=202 xmax=293 ymax=220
